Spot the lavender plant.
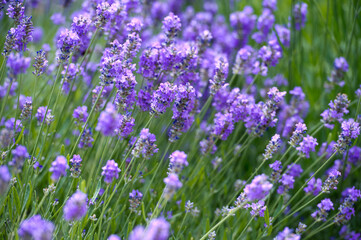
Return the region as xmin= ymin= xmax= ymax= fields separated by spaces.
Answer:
xmin=0 ymin=0 xmax=360 ymax=239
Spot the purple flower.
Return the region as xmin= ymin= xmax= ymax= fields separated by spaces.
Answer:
xmin=347 ymin=146 xmax=361 ymax=165
xmin=293 ymin=2 xmax=308 ymax=30
xmin=270 ymin=160 xmax=282 ymax=171
xmin=35 ymin=106 xmax=54 ymax=125
xmin=131 ymin=128 xmax=159 ymax=159
xmin=129 ymin=189 xmax=143 ymax=212
xmin=312 ymin=198 xmax=334 ymax=221
xmin=5 ymin=118 xmax=22 ymax=132
xmin=49 ymin=156 xmax=69 ymax=181
xmin=263 ymin=0 xmax=277 ymax=11
xmin=286 ymin=164 xmax=303 ymax=178
xmin=274 ymin=24 xmax=290 ymax=47
xmin=96 ymin=103 xmax=121 ymax=136
xmin=108 ymin=235 xmax=121 ymax=240
xmin=162 ymin=12 xmax=181 ymax=44
xmin=342 ymin=187 xmax=361 ymax=202
xmin=102 ymin=160 xmax=121 ymax=184
xmin=151 ymin=82 xmax=176 ymax=116
xmin=212 ymin=112 xmax=234 ymax=141
xmin=32 ymin=49 xmax=48 ymax=76
xmin=322 ymin=169 xmax=341 ymax=193
xmin=7 ymin=52 xmax=31 ymax=77
xmin=244 ymin=174 xmax=273 ymax=201
xmin=115 ymin=114 xmax=135 ymax=139
xmin=169 ymin=150 xmax=188 ymax=174
xmin=57 ymin=29 xmax=80 ymax=62
xmin=95 ymin=2 xmax=118 ymax=28
xmin=245 ymin=200 xmax=266 ymax=217
xmin=327 ymin=57 xmax=348 ymax=88
xmin=61 ymin=63 xmax=79 ymax=94
xmin=230 ymin=6 xmax=257 ymax=46
xmin=50 ymin=13 xmax=65 ymax=25
xmin=334 ymin=119 xmax=360 ymax=153
xmin=7 ymin=0 xmax=25 ymax=24
xmin=32 ymin=27 xmax=43 ymax=43
xmin=79 ymin=126 xmax=94 ymax=149
xmin=164 ymin=173 xmax=182 ymax=200
xmin=70 ymin=154 xmax=82 ymax=178
xmin=321 ymin=93 xmax=350 ymax=129
xmin=114 ymin=70 xmax=137 ymax=111
xmin=129 ymin=218 xmax=170 ymax=240
xmin=275 ymin=227 xmax=300 ymax=240
xmin=304 ymin=177 xmax=322 ymax=196
xmin=10 ymin=145 xmax=29 ymax=170
xmin=64 ymin=190 xmax=88 ymax=221
xmin=18 ymin=215 xmax=54 ymax=240
xmin=277 ymin=174 xmax=294 ymax=194
xmin=258 ymin=39 xmax=282 ymax=67
xmin=289 ymin=122 xmax=307 ymax=147
xmin=73 ymin=106 xmax=88 ymax=124
xmin=0 ymin=165 xmax=11 ymax=194
xmin=210 ymin=57 xmax=229 ymax=95
xmin=252 ymin=9 xmax=275 ymax=43
xmin=296 ymin=135 xmax=318 ymax=158
xmin=263 ymin=134 xmax=281 ymax=160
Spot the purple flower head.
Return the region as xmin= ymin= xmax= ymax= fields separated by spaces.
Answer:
xmin=7 ymin=0 xmax=25 ymax=24
xmin=73 ymin=106 xmax=88 ymax=124
xmin=169 ymin=150 xmax=188 ymax=174
xmin=334 ymin=119 xmax=360 ymax=153
xmin=114 ymin=70 xmax=137 ymax=111
xmin=0 ymin=165 xmax=11 ymax=194
xmin=263 ymin=134 xmax=281 ymax=160
xmin=277 ymin=174 xmax=294 ymax=194
xmin=127 ymin=18 xmax=143 ymax=33
xmin=212 ymin=112 xmax=234 ymax=141
xmin=162 ymin=12 xmax=181 ymax=44
xmin=322 ymin=169 xmax=341 ymax=193
xmin=274 ymin=24 xmax=290 ymax=47
xmin=210 ymin=56 xmax=229 ymax=95
xmin=102 ymin=160 xmax=121 ymax=184
xmin=5 ymin=118 xmax=22 ymax=132
xmin=108 ymin=235 xmax=121 ymax=240
xmin=115 ymin=114 xmax=135 ymax=139
xmin=356 ymin=85 xmax=361 ymax=97
xmin=334 ymin=57 xmax=349 ymax=72
xmin=304 ymin=177 xmax=322 ymax=196
xmin=275 ymin=227 xmax=300 ymax=240
xmin=36 ymin=106 xmax=54 ymax=125
xmin=132 ymin=128 xmax=159 ymax=159
xmin=129 ymin=218 xmax=170 ymax=240
xmin=263 ymin=0 xmax=277 ymax=11
xmin=151 ymin=82 xmax=176 ymax=116
xmin=289 ymin=122 xmax=307 ymax=147
xmin=258 ymin=39 xmax=282 ymax=67
xmin=321 ymin=93 xmax=350 ymax=129
xmin=79 ymin=126 xmax=94 ymax=149
xmin=232 ymin=46 xmax=257 ymax=75
xmin=49 ymin=155 xmax=69 ymax=181
xmin=64 ymin=190 xmax=88 ymax=221
xmin=252 ymin=9 xmax=275 ymax=43
xmin=293 ymin=2 xmax=308 ymax=30
xmin=230 ymin=6 xmax=257 ymax=45
xmin=95 ymin=2 xmax=118 ymax=28
xmin=51 ymin=13 xmax=65 ymax=25
xmin=296 ymin=135 xmax=318 ymax=158
xmin=57 ymin=29 xmax=80 ymax=62
xmin=244 ymin=174 xmax=273 ymax=201
xmin=96 ymin=103 xmax=121 ymax=136
xmin=10 ymin=145 xmax=29 ymax=170
xmin=164 ymin=173 xmax=182 ymax=200
xmin=318 ymin=198 xmax=334 ymax=211
xmin=342 ymin=187 xmax=361 ymax=203
xmin=327 ymin=57 xmax=349 ymax=87
xmin=347 ymin=146 xmax=361 ymax=165
xmin=7 ymin=52 xmax=31 ymax=77
xmin=33 ymin=49 xmax=48 ymax=77
xmin=270 ymin=160 xmax=282 ymax=171
xmin=71 ymin=14 xmax=92 ymax=37
xmin=286 ymin=164 xmax=303 ymax=178
xmin=70 ymin=154 xmax=82 ymax=178
xmin=268 ymin=87 xmax=286 ymax=104
xmin=246 ymin=200 xmax=266 ymax=217
xmin=18 ymin=215 xmax=54 ymax=240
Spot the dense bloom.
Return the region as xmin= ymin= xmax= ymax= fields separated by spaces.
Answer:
xmin=304 ymin=177 xmax=322 ymax=196
xmin=311 ymin=198 xmax=334 ymax=221
xmin=70 ymin=154 xmax=82 ymax=178
xmin=289 ymin=122 xmax=307 ymax=147
xmin=96 ymin=103 xmax=121 ymax=136
xmin=334 ymin=119 xmax=360 ymax=153
xmin=129 ymin=218 xmax=170 ymax=240
xmin=321 ymin=93 xmax=350 ymax=129
xmin=296 ymin=135 xmax=318 ymax=158
xmin=212 ymin=112 xmax=234 ymax=141
xmin=244 ymin=174 xmax=273 ymax=201
xmin=275 ymin=227 xmax=300 ymax=240
xmin=169 ymin=150 xmax=188 ymax=174
xmin=162 ymin=12 xmax=181 ymax=44
xmin=322 ymin=169 xmax=341 ymax=193
xmin=32 ymin=49 xmax=48 ymax=76
xmin=18 ymin=215 xmax=54 ymax=240
xmin=64 ymin=190 xmax=88 ymax=221
xmin=102 ymin=160 xmax=121 ymax=184
xmin=73 ymin=106 xmax=88 ymax=124
xmin=132 ymin=128 xmax=159 ymax=159
xmin=57 ymin=29 xmax=80 ymax=62
xmin=151 ymin=82 xmax=176 ymax=116
xmin=49 ymin=156 xmax=69 ymax=181
xmin=36 ymin=106 xmax=54 ymax=125
xmin=263 ymin=134 xmax=281 ymax=160
xmin=115 ymin=114 xmax=135 ymax=138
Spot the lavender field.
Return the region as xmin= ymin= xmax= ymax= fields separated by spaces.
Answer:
xmin=0 ymin=0 xmax=361 ymax=239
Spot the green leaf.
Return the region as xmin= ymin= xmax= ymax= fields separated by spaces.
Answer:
xmin=13 ymin=187 xmax=21 ymax=215
xmin=141 ymin=202 xmax=147 ymax=222
xmin=264 ymin=206 xmax=270 ymax=226
xmin=80 ymin=179 xmax=86 ymax=193
xmin=21 ymin=183 xmax=32 ymax=214
xmin=91 ymin=180 xmax=101 ymax=203
xmin=60 ymin=144 xmax=65 ymax=156
xmin=14 ymin=127 xmax=25 ymax=145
